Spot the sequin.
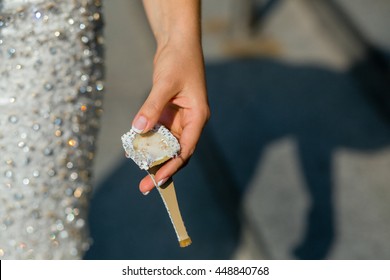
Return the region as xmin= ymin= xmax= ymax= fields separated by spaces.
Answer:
xmin=31 ymin=210 xmax=41 ymax=219
xmin=8 ymin=115 xmax=18 ymax=123
xmin=33 ymin=59 xmax=43 ymax=70
xmin=17 ymin=242 xmax=27 ymax=252
xmin=47 ymin=169 xmax=56 ymax=177
xmin=60 ymin=231 xmax=69 ymax=239
xmin=96 ymin=81 xmax=104 ymax=91
xmin=0 ymin=0 xmax=104 ymax=259
xmin=14 ymin=193 xmax=24 ymax=201
xmin=73 ymin=187 xmax=83 ymax=198
xmin=65 ymin=188 xmax=74 ymax=197
xmin=44 ymin=83 xmax=54 ymax=91
xmin=75 ymin=219 xmax=85 ymax=228
xmin=54 ymin=30 xmax=61 ymax=37
xmin=34 ymin=11 xmax=42 ymax=20
xmin=53 ymin=117 xmax=63 ymax=126
xmin=7 ymin=48 xmax=16 ymax=58
xmin=43 ymin=148 xmax=53 ymax=156
xmin=18 ymin=141 xmax=25 ymax=148
xmin=4 ymin=170 xmax=13 ymax=178
xmin=66 ymin=214 xmax=75 ymax=222
xmin=70 ymin=248 xmax=78 ymax=256
xmin=3 ymin=217 xmax=14 ymax=227
xmin=32 ymin=123 xmax=40 ymax=131
xmin=81 ymin=36 xmax=89 ymax=44
xmin=49 ymin=47 xmax=57 ymax=55
xmin=67 ymin=138 xmax=78 ymax=147
xmin=26 ymin=226 xmax=34 ymax=234
xmin=70 ymin=172 xmax=78 ymax=181
xmin=56 ymin=221 xmax=64 ymax=231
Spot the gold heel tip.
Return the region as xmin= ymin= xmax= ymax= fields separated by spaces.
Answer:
xmin=179 ymin=238 xmax=192 ymax=248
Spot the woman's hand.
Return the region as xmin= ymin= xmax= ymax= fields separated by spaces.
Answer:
xmin=132 ymin=0 xmax=210 ymax=194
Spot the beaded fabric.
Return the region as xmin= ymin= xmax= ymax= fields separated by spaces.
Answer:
xmin=0 ymin=0 xmax=104 ymax=259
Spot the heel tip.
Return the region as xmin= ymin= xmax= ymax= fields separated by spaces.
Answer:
xmin=179 ymin=238 xmax=192 ymax=248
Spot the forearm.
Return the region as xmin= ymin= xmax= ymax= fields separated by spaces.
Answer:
xmin=142 ymin=0 xmax=201 ymax=47
xmin=135 ymin=0 xmax=209 ymax=192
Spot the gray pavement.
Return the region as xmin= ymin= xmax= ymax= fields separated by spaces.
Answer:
xmin=88 ymin=0 xmax=390 ymax=259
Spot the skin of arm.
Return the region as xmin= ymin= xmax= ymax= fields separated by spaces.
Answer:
xmin=132 ymin=0 xmax=210 ymax=193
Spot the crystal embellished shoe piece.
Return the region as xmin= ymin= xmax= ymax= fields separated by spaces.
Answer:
xmin=121 ymin=124 xmax=180 ymax=170
xmin=121 ymin=124 xmax=192 ymax=247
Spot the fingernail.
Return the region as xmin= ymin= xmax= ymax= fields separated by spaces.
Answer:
xmin=132 ymin=116 xmax=147 ymax=134
xmin=142 ymin=191 xmax=150 ymax=196
xmin=157 ymin=178 xmax=168 ymax=187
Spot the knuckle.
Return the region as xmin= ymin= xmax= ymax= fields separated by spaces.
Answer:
xmin=145 ymin=99 xmax=160 ymax=113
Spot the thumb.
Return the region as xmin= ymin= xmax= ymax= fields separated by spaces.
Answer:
xmin=132 ymin=81 xmax=174 ymax=133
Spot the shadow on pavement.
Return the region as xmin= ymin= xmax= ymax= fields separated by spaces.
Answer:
xmin=85 ymin=58 xmax=390 ymax=259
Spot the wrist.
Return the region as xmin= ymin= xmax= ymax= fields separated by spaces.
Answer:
xmin=143 ymin=0 xmax=201 ymax=49
xmin=155 ymin=20 xmax=201 ymax=49
xmin=156 ymin=32 xmax=201 ymax=54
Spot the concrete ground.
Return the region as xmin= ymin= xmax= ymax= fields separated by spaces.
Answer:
xmin=87 ymin=0 xmax=390 ymax=259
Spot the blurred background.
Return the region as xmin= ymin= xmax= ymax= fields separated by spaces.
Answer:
xmin=85 ymin=0 xmax=390 ymax=259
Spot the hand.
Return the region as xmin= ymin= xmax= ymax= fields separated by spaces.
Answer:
xmin=132 ymin=39 xmax=210 ymax=194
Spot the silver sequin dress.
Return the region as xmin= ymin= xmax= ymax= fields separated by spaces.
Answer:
xmin=0 ymin=0 xmax=104 ymax=259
